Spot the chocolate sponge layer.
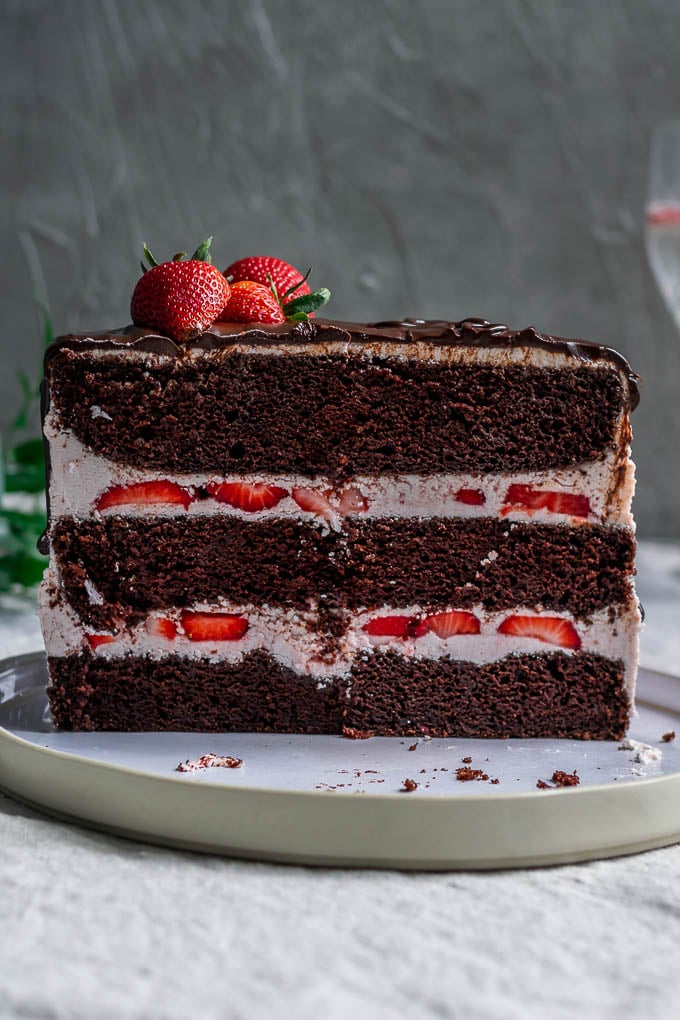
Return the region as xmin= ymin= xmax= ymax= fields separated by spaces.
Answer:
xmin=47 ymin=649 xmax=629 ymax=739
xmin=47 ymin=350 xmax=625 ymax=478
xmin=347 ymin=650 xmax=629 ymax=740
xmin=51 ymin=515 xmax=635 ymax=625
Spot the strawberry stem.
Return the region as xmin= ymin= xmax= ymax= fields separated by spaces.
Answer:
xmin=265 ymin=271 xmax=280 ymax=304
xmin=280 ymin=267 xmax=312 ymax=302
xmin=139 ymin=238 xmax=215 ymax=273
xmin=191 ymin=237 xmax=213 ymax=263
xmin=141 ymin=244 xmax=159 ymax=273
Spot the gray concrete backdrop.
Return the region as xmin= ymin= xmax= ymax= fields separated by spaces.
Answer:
xmin=2 ymin=0 xmax=680 ymax=536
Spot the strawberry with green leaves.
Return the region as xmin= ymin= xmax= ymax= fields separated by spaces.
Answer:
xmin=131 ymin=238 xmax=231 ymax=342
xmin=220 ymin=256 xmax=330 ymax=324
xmin=224 ymin=256 xmax=312 ymax=302
xmin=220 ymin=281 xmax=287 ymax=325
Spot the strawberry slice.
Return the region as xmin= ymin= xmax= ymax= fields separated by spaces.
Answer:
xmin=497 ymin=614 xmax=581 ymax=650
xmin=414 ymin=610 xmax=481 ymax=639
xmin=146 ymin=617 xmax=178 ymax=640
xmin=502 ymin=484 xmax=591 ymax=520
xmin=291 ymin=487 xmax=339 ymax=523
xmin=96 ymin=481 xmax=192 ymax=512
xmin=547 ymin=492 xmax=592 ymax=518
xmin=454 ymin=488 xmax=486 ymax=507
xmin=86 ymin=633 xmax=118 ymax=650
xmin=207 ymin=480 xmax=288 ymax=512
xmin=338 ymin=486 xmax=369 ymax=514
xmin=362 ymin=615 xmax=417 ymax=639
xmin=181 ymin=611 xmax=248 ymax=642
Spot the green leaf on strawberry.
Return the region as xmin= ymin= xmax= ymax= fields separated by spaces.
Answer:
xmin=282 ymin=287 xmax=331 ymax=321
xmin=140 ymin=244 xmax=159 ymax=274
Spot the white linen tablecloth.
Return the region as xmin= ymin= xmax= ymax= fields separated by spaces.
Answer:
xmin=1 ymin=539 xmax=679 ymax=1020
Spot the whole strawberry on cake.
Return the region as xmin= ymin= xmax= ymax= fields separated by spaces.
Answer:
xmin=39 ymin=239 xmax=641 ymax=737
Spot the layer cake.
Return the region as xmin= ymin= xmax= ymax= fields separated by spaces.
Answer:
xmin=39 ymin=317 xmax=641 ymax=737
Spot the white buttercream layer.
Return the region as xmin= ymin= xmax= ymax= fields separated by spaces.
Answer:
xmin=45 ymin=417 xmax=635 ymax=528
xmin=39 ymin=575 xmax=641 ymax=692
xmin=76 ymin=340 xmax=635 ymax=376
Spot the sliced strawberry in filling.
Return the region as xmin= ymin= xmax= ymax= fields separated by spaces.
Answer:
xmin=337 ymin=485 xmax=369 ymax=514
xmin=502 ymin=484 xmax=591 ymax=519
xmin=414 ymin=610 xmax=481 ymax=639
xmin=207 ymin=480 xmax=288 ymax=512
xmin=362 ymin=615 xmax=417 ymax=639
xmin=497 ymin=614 xmax=581 ymax=650
xmin=180 ymin=611 xmax=249 ymax=642
xmin=146 ymin=617 xmax=178 ymax=640
xmin=454 ymin=488 xmax=486 ymax=507
xmin=86 ymin=633 xmax=118 ymax=650
xmin=96 ymin=480 xmax=192 ymax=512
xmin=291 ymin=486 xmax=338 ymax=522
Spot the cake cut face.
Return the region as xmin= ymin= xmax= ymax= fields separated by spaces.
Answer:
xmin=39 ymin=317 xmax=641 ymax=738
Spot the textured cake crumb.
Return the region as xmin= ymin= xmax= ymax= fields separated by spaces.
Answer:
xmin=408 ymin=743 xmax=417 ymax=751
xmin=662 ymin=731 xmax=676 ymax=743
xmin=536 ymin=779 xmax=551 ymax=790
xmin=551 ymin=769 xmax=580 ymax=787
xmin=401 ymin=778 xmax=418 ymax=793
xmin=176 ymin=753 xmax=243 ymax=773
xmin=342 ymin=726 xmax=375 ymax=740
xmin=456 ymin=767 xmax=489 ymax=782
xmin=461 ymin=756 xmax=473 ymax=764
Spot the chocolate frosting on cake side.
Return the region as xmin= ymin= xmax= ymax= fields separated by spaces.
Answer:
xmin=44 ymin=317 xmax=640 ymax=411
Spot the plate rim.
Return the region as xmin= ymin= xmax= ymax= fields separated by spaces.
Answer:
xmin=2 ymin=779 xmax=680 ymax=871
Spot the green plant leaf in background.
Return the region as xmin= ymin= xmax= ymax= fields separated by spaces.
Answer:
xmin=0 ymin=304 xmax=52 ymax=593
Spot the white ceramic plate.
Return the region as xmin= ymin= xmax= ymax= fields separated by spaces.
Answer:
xmin=1 ymin=652 xmax=679 ymax=869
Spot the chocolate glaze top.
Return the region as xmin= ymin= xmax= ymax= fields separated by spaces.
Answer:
xmin=45 ymin=316 xmax=640 ymax=410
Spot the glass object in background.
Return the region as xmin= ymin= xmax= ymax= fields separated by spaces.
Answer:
xmin=646 ymin=121 xmax=680 ymax=329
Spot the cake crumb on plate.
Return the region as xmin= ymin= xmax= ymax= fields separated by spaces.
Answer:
xmin=176 ymin=753 xmax=243 ymax=773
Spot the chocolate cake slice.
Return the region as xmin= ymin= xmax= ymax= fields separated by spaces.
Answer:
xmin=39 ymin=317 xmax=641 ymax=738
